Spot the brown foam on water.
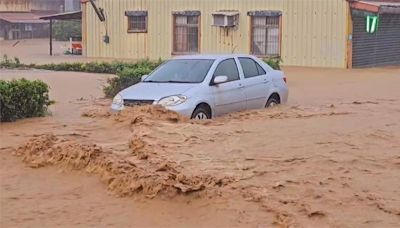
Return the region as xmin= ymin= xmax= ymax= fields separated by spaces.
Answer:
xmin=14 ymin=134 xmax=232 ymax=198
xmin=14 ymin=104 xmax=354 ymax=199
xmin=82 ymin=104 xmax=189 ymax=124
xmin=82 ymin=103 xmax=351 ymax=125
xmin=9 ymin=99 xmax=400 ymax=227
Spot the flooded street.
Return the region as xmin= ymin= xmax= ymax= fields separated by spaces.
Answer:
xmin=1 ymin=66 xmax=399 ymax=227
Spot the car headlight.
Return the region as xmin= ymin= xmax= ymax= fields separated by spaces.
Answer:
xmin=158 ymin=95 xmax=187 ymax=107
xmin=112 ymin=94 xmax=123 ymax=106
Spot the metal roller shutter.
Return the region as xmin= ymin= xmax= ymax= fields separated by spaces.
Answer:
xmin=352 ymin=14 xmax=400 ymax=68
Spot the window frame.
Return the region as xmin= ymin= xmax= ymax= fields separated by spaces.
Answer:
xmin=250 ymin=15 xmax=282 ymax=58
xmin=24 ymin=24 xmax=33 ymax=31
xmin=172 ymin=14 xmax=201 ymax=55
xmin=126 ymin=12 xmax=148 ymax=33
xmin=256 ymin=62 xmax=267 ymax=75
xmin=238 ymin=57 xmax=267 ymax=79
xmin=210 ymin=58 xmax=240 ymax=85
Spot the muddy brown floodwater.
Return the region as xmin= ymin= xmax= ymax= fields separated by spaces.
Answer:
xmin=1 ymin=66 xmax=400 ymax=227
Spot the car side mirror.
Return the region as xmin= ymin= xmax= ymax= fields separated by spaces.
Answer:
xmin=213 ymin=75 xmax=228 ymax=85
xmin=141 ymin=74 xmax=149 ymax=81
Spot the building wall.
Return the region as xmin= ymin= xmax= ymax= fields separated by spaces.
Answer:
xmin=0 ymin=21 xmax=49 ymax=40
xmin=0 ymin=0 xmax=31 ymax=12
xmin=84 ymin=0 xmax=349 ymax=68
xmin=64 ymin=0 xmax=81 ymax=12
xmin=31 ymin=0 xmax=64 ymax=12
xmin=0 ymin=0 xmax=65 ymax=12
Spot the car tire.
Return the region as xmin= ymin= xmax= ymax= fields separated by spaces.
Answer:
xmin=191 ymin=106 xmax=211 ymax=120
xmin=265 ymin=97 xmax=280 ymax=108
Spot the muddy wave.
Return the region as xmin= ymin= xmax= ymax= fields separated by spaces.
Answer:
xmin=14 ymin=134 xmax=232 ymax=198
xmin=82 ymin=104 xmax=188 ymax=124
xmin=13 ymin=104 xmax=355 ymax=200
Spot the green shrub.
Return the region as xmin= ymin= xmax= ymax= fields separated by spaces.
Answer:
xmin=35 ymin=62 xmax=84 ymax=72
xmin=0 ymin=79 xmax=54 ymax=122
xmin=34 ymin=59 xmax=162 ymax=75
xmin=0 ymin=55 xmax=24 ymax=69
xmin=101 ymin=59 xmax=163 ymax=97
xmin=83 ymin=62 xmax=111 ymax=74
xmin=263 ymin=57 xmax=282 ymax=70
xmin=28 ymin=59 xmax=163 ymax=98
xmin=103 ymin=66 xmax=154 ymax=98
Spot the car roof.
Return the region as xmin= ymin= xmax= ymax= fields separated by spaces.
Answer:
xmin=172 ymin=54 xmax=257 ymax=60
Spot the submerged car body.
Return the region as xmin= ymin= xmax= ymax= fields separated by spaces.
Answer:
xmin=111 ymin=54 xmax=288 ymax=119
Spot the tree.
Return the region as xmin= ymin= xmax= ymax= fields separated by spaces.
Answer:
xmin=53 ymin=20 xmax=82 ymax=41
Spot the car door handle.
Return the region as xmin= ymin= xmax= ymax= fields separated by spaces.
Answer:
xmin=263 ymin=79 xmax=270 ymax=84
xmin=238 ymin=83 xmax=244 ymax=88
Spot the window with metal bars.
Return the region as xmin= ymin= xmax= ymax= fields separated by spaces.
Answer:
xmin=251 ymin=16 xmax=281 ymax=57
xmin=127 ymin=15 xmax=147 ymax=33
xmin=173 ymin=15 xmax=199 ymax=54
xmin=24 ymin=24 xmax=32 ymax=31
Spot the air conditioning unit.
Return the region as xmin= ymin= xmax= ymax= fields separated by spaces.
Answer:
xmin=212 ymin=11 xmax=239 ymax=27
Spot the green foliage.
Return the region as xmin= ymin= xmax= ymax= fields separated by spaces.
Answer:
xmin=263 ymin=57 xmax=282 ymax=70
xmin=0 ymin=56 xmax=161 ymax=73
xmin=53 ymin=20 xmax=82 ymax=41
xmin=34 ymin=59 xmax=162 ymax=75
xmin=0 ymin=55 xmax=24 ymax=69
xmin=0 ymin=56 xmax=162 ymax=99
xmin=83 ymin=62 xmax=113 ymax=74
xmin=103 ymin=64 xmax=159 ymax=98
xmin=0 ymin=79 xmax=54 ymax=122
xmin=35 ymin=62 xmax=83 ymax=72
xmin=30 ymin=59 xmax=163 ymax=98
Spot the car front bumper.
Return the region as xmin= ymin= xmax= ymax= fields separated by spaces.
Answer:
xmin=111 ymin=103 xmax=124 ymax=111
xmin=110 ymin=102 xmax=194 ymax=118
xmin=164 ymin=103 xmax=194 ymax=117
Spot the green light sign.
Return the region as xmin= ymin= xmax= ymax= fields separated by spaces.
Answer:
xmin=366 ymin=16 xmax=379 ymax=33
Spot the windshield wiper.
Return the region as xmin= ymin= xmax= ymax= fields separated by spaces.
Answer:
xmin=144 ymin=80 xmax=194 ymax=83
xmin=143 ymin=80 xmax=160 ymax=83
xmin=165 ymin=80 xmax=193 ymax=83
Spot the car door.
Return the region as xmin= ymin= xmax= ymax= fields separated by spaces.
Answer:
xmin=238 ymin=57 xmax=271 ymax=109
xmin=210 ymin=58 xmax=246 ymax=116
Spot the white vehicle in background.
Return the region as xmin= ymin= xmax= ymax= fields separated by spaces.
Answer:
xmin=111 ymin=54 xmax=288 ymax=119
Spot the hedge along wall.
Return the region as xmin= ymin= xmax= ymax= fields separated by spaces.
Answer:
xmin=0 ymin=79 xmax=53 ymax=122
xmin=1 ymin=57 xmax=281 ymax=100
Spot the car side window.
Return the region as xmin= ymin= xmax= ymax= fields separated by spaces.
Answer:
xmin=213 ymin=58 xmax=240 ymax=82
xmin=256 ymin=62 xmax=266 ymax=75
xmin=239 ymin=57 xmax=266 ymax=78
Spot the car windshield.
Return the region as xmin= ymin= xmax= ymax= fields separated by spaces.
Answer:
xmin=144 ymin=59 xmax=214 ymax=83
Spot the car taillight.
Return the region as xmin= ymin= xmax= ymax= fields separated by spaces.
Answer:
xmin=283 ymin=76 xmax=287 ymax=83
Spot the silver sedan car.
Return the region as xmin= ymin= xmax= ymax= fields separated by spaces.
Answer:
xmin=111 ymin=54 xmax=288 ymax=119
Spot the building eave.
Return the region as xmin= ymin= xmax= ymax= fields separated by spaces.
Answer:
xmin=348 ymin=0 xmax=400 ymax=14
xmin=39 ymin=11 xmax=82 ymax=20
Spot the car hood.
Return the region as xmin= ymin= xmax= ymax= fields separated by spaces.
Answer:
xmin=119 ymin=82 xmax=197 ymax=101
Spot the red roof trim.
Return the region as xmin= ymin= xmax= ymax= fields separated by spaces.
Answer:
xmin=350 ymin=1 xmax=380 ymax=13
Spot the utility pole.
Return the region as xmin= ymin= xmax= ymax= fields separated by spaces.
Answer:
xmin=49 ymin=19 xmax=53 ymax=56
